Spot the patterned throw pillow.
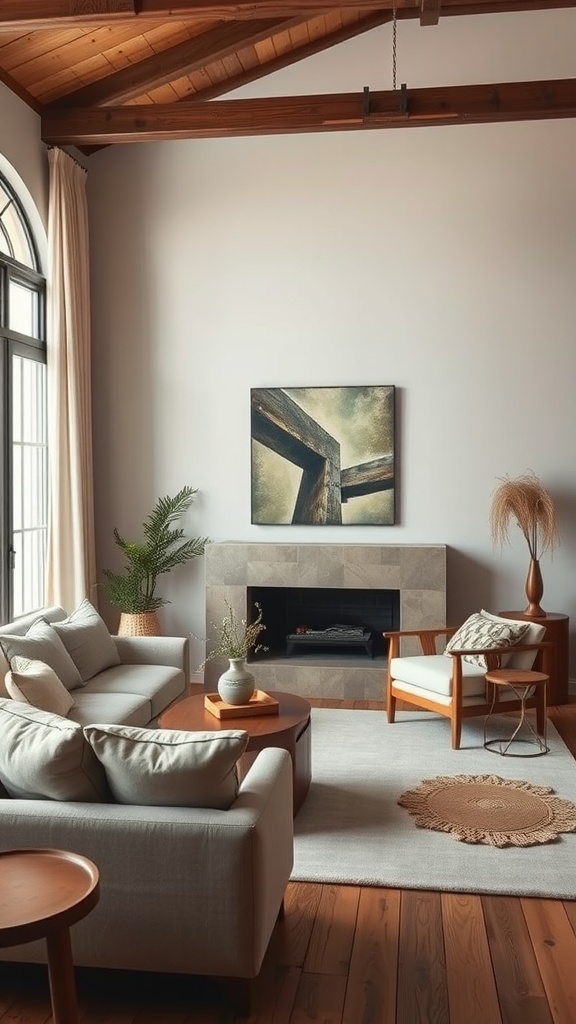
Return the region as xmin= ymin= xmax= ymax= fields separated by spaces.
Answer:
xmin=444 ymin=612 xmax=530 ymax=669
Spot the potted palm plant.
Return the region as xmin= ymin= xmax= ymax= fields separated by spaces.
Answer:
xmin=490 ymin=471 xmax=558 ymax=617
xmin=101 ymin=485 xmax=207 ymax=635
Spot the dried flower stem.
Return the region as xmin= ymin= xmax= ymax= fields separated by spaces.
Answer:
xmin=490 ymin=472 xmax=558 ymax=561
xmin=200 ymin=601 xmax=267 ymax=667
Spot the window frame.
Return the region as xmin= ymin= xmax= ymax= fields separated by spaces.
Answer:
xmin=0 ymin=176 xmax=46 ymax=624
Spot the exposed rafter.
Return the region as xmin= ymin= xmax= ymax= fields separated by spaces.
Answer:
xmin=49 ymin=19 xmax=304 ymax=107
xmin=41 ymin=78 xmax=576 ymax=145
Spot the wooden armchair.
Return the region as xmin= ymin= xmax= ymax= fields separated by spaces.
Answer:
xmin=384 ymin=613 xmax=551 ymax=749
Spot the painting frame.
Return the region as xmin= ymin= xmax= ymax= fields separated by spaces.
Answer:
xmin=250 ymin=385 xmax=396 ymax=526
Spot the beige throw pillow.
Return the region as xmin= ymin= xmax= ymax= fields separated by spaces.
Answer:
xmin=84 ymin=724 xmax=249 ymax=809
xmin=49 ymin=598 xmax=121 ymax=683
xmin=5 ymin=656 xmax=75 ymax=717
xmin=0 ymin=698 xmax=110 ymax=802
xmin=0 ymin=618 xmax=82 ymax=691
xmin=444 ymin=611 xmax=530 ymax=669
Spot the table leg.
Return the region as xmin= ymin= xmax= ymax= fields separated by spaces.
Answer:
xmin=46 ymin=927 xmax=79 ymax=1024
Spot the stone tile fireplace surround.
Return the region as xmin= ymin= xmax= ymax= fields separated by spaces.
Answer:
xmin=205 ymin=543 xmax=446 ymax=700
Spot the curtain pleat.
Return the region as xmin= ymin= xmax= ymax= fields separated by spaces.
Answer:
xmin=45 ymin=147 xmax=96 ymax=610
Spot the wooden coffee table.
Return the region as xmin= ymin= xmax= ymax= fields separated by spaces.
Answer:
xmin=0 ymin=848 xmax=100 ymax=1024
xmin=159 ymin=690 xmax=311 ymax=815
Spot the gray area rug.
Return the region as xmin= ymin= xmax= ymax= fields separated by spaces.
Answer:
xmin=292 ymin=708 xmax=576 ymax=898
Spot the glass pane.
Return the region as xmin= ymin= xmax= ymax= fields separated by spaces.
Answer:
xmin=14 ymin=355 xmax=46 ymax=443
xmin=12 ymin=528 xmax=47 ymax=619
xmin=11 ymin=353 xmax=48 ymax=616
xmin=0 ymin=180 xmax=35 ymax=268
xmin=9 ymin=280 xmax=39 ymax=337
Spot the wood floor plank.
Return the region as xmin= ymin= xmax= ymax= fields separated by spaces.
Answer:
xmin=289 ymin=973 xmax=347 ymax=1024
xmin=235 ymin=966 xmax=301 ymax=1024
xmin=342 ymin=887 xmax=400 ymax=1024
xmin=396 ymin=890 xmax=449 ymax=1024
xmin=269 ymin=882 xmax=323 ymax=968
xmin=563 ymin=901 xmax=576 ymax=936
xmin=442 ymin=892 xmax=502 ymax=1024
xmin=521 ymin=898 xmax=576 ymax=1023
xmin=303 ymin=884 xmax=360 ymax=975
xmin=482 ymin=895 xmax=553 ymax=1024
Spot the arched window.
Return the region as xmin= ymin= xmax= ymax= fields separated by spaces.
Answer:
xmin=0 ymin=171 xmax=47 ymax=621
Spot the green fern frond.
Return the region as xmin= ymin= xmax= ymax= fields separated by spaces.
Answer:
xmin=100 ymin=487 xmax=207 ymax=613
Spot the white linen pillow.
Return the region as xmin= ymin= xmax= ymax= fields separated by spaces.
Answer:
xmin=49 ymin=598 xmax=121 ymax=683
xmin=0 ymin=698 xmax=110 ymax=801
xmin=0 ymin=618 xmax=82 ymax=691
xmin=84 ymin=723 xmax=249 ymax=809
xmin=444 ymin=611 xmax=530 ymax=669
xmin=5 ymin=656 xmax=75 ymax=717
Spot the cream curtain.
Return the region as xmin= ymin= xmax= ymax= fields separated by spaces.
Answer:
xmin=45 ymin=147 xmax=96 ymax=610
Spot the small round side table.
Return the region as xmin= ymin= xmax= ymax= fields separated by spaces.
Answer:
xmin=483 ymin=669 xmax=549 ymax=757
xmin=0 ymin=848 xmax=100 ymax=1024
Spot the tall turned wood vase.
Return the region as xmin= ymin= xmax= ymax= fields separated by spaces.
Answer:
xmin=524 ymin=558 xmax=545 ymax=617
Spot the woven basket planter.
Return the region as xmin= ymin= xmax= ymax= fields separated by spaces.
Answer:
xmin=118 ymin=611 xmax=161 ymax=637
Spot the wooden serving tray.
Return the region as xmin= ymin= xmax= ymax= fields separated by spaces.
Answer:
xmin=204 ymin=690 xmax=279 ymax=719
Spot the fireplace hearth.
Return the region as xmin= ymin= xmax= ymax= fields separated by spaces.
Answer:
xmin=205 ymin=542 xmax=446 ymax=700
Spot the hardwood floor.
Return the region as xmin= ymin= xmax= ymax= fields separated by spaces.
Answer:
xmin=2 ymin=697 xmax=576 ymax=1024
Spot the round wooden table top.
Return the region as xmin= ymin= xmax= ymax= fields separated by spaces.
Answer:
xmin=0 ymin=849 xmax=100 ymax=948
xmin=159 ymin=690 xmax=311 ymax=739
xmin=485 ymin=669 xmax=549 ymax=688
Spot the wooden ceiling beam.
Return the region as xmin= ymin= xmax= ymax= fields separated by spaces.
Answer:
xmin=48 ymin=18 xmax=302 ymax=107
xmin=2 ymin=0 xmax=576 ymax=28
xmin=41 ymin=78 xmax=576 ymax=144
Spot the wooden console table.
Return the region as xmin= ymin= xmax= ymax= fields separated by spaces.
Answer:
xmin=498 ymin=611 xmax=569 ymax=706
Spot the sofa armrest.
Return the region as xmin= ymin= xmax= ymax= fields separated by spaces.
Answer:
xmin=113 ymin=634 xmax=189 ymax=675
xmin=0 ymin=747 xmax=293 ymax=979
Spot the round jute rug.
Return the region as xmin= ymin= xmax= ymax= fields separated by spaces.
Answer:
xmin=398 ymin=774 xmax=576 ymax=847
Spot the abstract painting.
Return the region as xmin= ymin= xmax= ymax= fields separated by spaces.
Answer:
xmin=251 ymin=385 xmax=395 ymax=525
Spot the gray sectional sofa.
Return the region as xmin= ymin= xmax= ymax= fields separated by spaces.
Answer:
xmin=0 ymin=605 xmax=189 ymax=726
xmin=0 ymin=605 xmax=295 ymax=999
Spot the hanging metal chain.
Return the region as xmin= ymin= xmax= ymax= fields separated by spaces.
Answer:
xmin=392 ymin=6 xmax=397 ymax=91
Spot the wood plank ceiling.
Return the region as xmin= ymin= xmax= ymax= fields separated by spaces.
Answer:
xmin=0 ymin=1 xmax=575 ymax=148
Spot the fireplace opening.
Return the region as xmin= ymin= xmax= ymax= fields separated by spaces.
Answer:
xmin=246 ymin=586 xmax=400 ymax=661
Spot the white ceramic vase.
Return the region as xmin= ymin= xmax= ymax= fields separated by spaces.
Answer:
xmin=217 ymin=658 xmax=255 ymax=705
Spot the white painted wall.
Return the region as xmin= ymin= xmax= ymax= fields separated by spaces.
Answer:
xmin=84 ymin=9 xmax=576 ymax=673
xmin=0 ymin=82 xmax=47 ymax=263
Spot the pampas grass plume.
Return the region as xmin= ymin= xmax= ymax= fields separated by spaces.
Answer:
xmin=490 ymin=472 xmax=558 ymax=561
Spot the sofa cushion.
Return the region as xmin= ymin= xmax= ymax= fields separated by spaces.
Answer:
xmin=444 ymin=611 xmax=530 ymax=668
xmin=49 ymin=599 xmax=121 ymax=682
xmin=68 ymin=691 xmax=153 ymax=728
xmin=81 ymin=663 xmax=185 ymax=719
xmin=0 ymin=618 xmax=82 ymax=691
xmin=4 ymin=657 xmax=75 ymax=717
xmin=84 ymin=723 xmax=249 ymax=809
xmin=0 ymin=698 xmax=110 ymax=801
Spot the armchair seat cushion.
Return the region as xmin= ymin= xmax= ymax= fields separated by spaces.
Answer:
xmin=390 ymin=654 xmax=487 ymax=699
